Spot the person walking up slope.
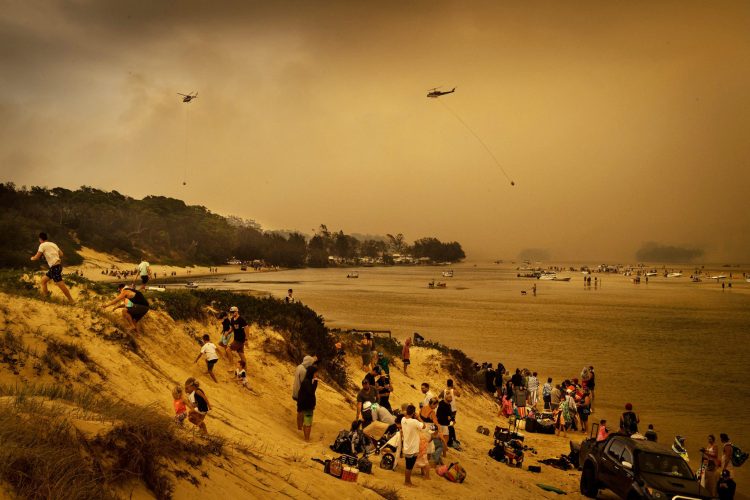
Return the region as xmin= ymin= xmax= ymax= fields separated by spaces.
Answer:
xmin=297 ymin=366 xmax=319 ymax=442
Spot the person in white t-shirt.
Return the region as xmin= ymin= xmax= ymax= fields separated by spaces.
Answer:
xmin=194 ymin=334 xmax=219 ymax=382
xmin=137 ymin=260 xmax=151 ymax=291
xmin=30 ymin=232 xmax=73 ymax=302
xmin=401 ymin=404 xmax=425 ymax=486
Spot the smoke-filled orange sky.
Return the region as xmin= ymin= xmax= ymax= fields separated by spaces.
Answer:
xmin=1 ymin=1 xmax=749 ymax=261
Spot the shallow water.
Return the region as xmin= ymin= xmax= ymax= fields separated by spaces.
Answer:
xmin=196 ymin=263 xmax=750 ymax=491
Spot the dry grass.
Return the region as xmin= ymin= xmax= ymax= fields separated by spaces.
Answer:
xmin=361 ymin=481 xmax=402 ymax=500
xmin=0 ymin=384 xmax=224 ymax=500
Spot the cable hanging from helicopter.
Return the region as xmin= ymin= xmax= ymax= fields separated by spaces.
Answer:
xmin=427 ymin=86 xmax=515 ymax=187
xmin=177 ymin=92 xmax=198 ymax=186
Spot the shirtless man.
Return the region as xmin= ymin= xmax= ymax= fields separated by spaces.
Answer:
xmin=30 ymin=232 xmax=74 ymax=302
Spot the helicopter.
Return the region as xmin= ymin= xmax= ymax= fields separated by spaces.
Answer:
xmin=177 ymin=92 xmax=198 ymax=103
xmin=427 ymin=87 xmax=456 ymax=98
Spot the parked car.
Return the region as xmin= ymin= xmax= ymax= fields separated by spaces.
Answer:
xmin=578 ymin=433 xmax=713 ymax=499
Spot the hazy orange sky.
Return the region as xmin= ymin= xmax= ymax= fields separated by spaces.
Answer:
xmin=1 ymin=1 xmax=748 ymax=261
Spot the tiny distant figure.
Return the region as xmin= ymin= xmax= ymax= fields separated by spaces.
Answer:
xmin=172 ymin=385 xmax=188 ymax=425
xmin=194 ymin=334 xmax=219 ymax=383
xmin=402 ymin=337 xmax=412 ymax=375
xmin=620 ymin=403 xmax=639 ymax=436
xmin=645 ymin=423 xmax=658 ymax=442
xmin=597 ymin=419 xmax=609 ymax=441
xmin=137 ymin=259 xmax=151 ymax=291
xmin=361 ymin=331 xmax=373 ymax=370
xmin=234 ymin=360 xmax=250 ymax=391
xmin=285 ymin=288 xmax=294 ymax=303
xmin=532 ymin=283 xmax=537 ymax=296
xmin=30 ymin=232 xmax=74 ymax=302
xmin=722 ymin=282 xmax=725 ymax=290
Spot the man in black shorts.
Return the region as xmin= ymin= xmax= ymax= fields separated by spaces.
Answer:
xmin=103 ymin=284 xmax=150 ymax=334
xmin=228 ymin=306 xmax=248 ymax=364
xmin=30 ymin=232 xmax=74 ymax=302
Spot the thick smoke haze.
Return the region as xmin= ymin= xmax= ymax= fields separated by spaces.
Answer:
xmin=1 ymin=1 xmax=748 ymax=262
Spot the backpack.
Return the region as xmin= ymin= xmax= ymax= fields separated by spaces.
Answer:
xmin=732 ymin=445 xmax=748 ymax=467
xmin=443 ymin=462 xmax=467 ymax=483
xmin=358 ymin=455 xmax=373 ymax=474
xmin=330 ymin=430 xmax=353 ymax=454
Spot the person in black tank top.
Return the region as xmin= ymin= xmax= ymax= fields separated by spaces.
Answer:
xmin=103 ymin=284 xmax=151 ymax=334
xmin=185 ymin=377 xmax=210 ymax=434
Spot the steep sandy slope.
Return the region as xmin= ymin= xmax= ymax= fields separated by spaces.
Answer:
xmin=0 ymin=287 xmax=586 ymax=499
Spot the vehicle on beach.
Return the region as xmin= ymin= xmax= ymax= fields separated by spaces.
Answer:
xmin=185 ymin=282 xmax=199 ymax=289
xmin=347 ymin=272 xmax=359 ymax=279
xmin=578 ymin=434 xmax=712 ymax=500
xmin=442 ymin=270 xmax=454 ymax=278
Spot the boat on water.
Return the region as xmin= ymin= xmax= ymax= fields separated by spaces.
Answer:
xmin=710 ymin=275 xmax=727 ymax=280
xmin=518 ymin=271 xmax=542 ymax=278
xmin=185 ymin=282 xmax=199 ymax=289
xmin=146 ymin=286 xmax=166 ymax=292
xmin=347 ymin=272 xmax=359 ymax=279
xmin=667 ymin=273 xmax=683 ymax=278
xmin=645 ymin=272 xmax=658 ymax=277
xmin=222 ymin=278 xmax=241 ymax=283
xmin=442 ymin=270 xmax=454 ymax=278
xmin=539 ymin=271 xmax=557 ymax=280
xmin=553 ymin=276 xmax=571 ymax=281
xmin=428 ymin=280 xmax=447 ymax=289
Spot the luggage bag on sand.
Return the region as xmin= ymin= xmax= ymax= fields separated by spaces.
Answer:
xmin=443 ymin=462 xmax=467 ymax=483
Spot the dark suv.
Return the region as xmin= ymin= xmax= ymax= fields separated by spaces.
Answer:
xmin=579 ymin=434 xmax=714 ymax=499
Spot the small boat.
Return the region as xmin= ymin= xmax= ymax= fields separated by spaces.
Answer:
xmin=146 ymin=286 xmax=166 ymax=292
xmin=710 ymin=275 xmax=727 ymax=280
xmin=552 ymin=276 xmax=571 ymax=282
xmin=539 ymin=272 xmax=557 ymax=280
xmin=185 ymin=282 xmax=199 ymax=289
xmin=222 ymin=278 xmax=241 ymax=283
xmin=428 ymin=280 xmax=447 ymax=289
xmin=645 ymin=272 xmax=658 ymax=277
xmin=347 ymin=272 xmax=359 ymax=279
xmin=667 ymin=273 xmax=683 ymax=278
xmin=442 ymin=270 xmax=454 ymax=278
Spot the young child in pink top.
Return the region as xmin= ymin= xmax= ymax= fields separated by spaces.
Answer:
xmin=173 ymin=385 xmax=188 ymax=424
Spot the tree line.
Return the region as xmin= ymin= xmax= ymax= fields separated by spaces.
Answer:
xmin=0 ymin=184 xmax=465 ymax=268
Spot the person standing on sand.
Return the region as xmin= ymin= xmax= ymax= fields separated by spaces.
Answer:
xmin=228 ymin=306 xmax=248 ymax=365
xmin=103 ymin=284 xmax=150 ymax=334
xmin=543 ymin=377 xmax=553 ymax=410
xmin=401 ymin=404 xmax=426 ymax=487
xmin=700 ymin=434 xmax=720 ymax=496
xmin=297 ymin=366 xmax=318 ymax=442
xmin=356 ymin=379 xmax=378 ymax=420
xmin=619 ymin=403 xmax=639 ymax=436
xmin=293 ymin=355 xmax=317 ymax=430
xmin=30 ymin=232 xmax=74 ymax=302
xmin=285 ymin=288 xmax=294 ymax=303
xmin=402 ymin=337 xmax=411 ymax=375
xmin=184 ymin=377 xmax=210 ymax=434
xmin=137 ymin=259 xmax=151 ymax=291
xmin=420 ymin=383 xmax=434 ymax=408
xmin=361 ymin=332 xmax=373 ymax=370
xmin=194 ymin=334 xmax=219 ymax=383
xmin=720 ymin=433 xmax=734 ymax=480
xmin=217 ymin=312 xmax=234 ymax=362
xmin=550 ymin=384 xmax=562 ymax=411
xmin=527 ymin=372 xmax=539 ymax=407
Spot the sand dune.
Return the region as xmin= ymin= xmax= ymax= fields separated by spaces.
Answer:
xmin=0 ymin=280 xmax=586 ymax=499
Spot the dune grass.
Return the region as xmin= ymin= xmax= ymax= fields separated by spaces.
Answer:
xmin=0 ymin=384 xmax=223 ymax=500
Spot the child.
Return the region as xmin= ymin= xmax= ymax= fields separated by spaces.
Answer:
xmin=194 ymin=334 xmax=219 ymax=383
xmin=173 ymin=385 xmax=187 ymax=425
xmin=234 ymin=360 xmax=250 ymax=390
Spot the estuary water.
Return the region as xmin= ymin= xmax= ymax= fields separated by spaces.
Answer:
xmin=198 ymin=262 xmax=750 ymax=490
